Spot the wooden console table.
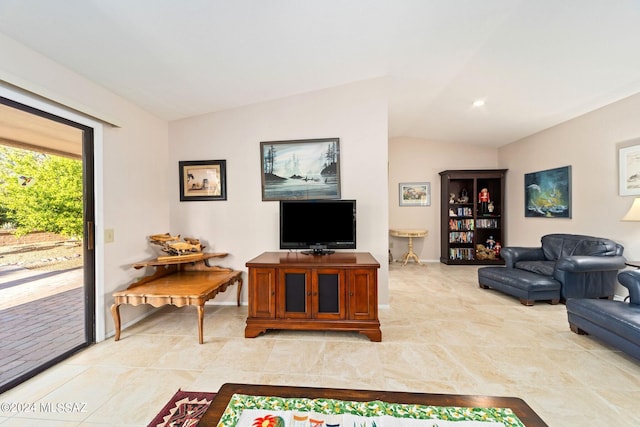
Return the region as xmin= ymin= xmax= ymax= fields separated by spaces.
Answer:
xmin=245 ymin=251 xmax=381 ymax=341
xmin=200 ymin=383 xmax=548 ymax=426
xmin=111 ymin=253 xmax=242 ymax=344
xmin=389 ymin=228 xmax=428 ymax=265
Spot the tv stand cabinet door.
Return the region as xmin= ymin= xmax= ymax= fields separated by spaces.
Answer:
xmin=248 ymin=267 xmax=276 ymax=319
xmin=313 ymin=269 xmax=347 ymax=320
xmin=277 ymin=268 xmax=312 ymax=319
xmin=348 ymin=268 xmax=378 ymax=320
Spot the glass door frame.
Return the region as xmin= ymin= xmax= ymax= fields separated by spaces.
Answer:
xmin=0 ymin=89 xmax=104 ymax=392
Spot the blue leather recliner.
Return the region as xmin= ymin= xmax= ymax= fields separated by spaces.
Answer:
xmin=478 ymin=234 xmax=626 ymax=305
xmin=567 ymin=269 xmax=640 ymax=361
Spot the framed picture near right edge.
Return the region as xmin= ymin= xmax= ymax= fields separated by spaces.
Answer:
xmin=619 ymin=143 xmax=640 ymax=196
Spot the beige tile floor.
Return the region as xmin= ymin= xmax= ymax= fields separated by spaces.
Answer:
xmin=1 ymin=261 xmax=639 ymax=426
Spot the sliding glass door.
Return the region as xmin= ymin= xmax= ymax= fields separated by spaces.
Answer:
xmin=0 ymin=97 xmax=95 ymax=393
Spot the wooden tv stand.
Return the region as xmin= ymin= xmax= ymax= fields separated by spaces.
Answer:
xmin=245 ymin=252 xmax=381 ymax=341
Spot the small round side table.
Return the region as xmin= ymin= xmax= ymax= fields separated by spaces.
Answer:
xmin=389 ymin=228 xmax=428 ymax=266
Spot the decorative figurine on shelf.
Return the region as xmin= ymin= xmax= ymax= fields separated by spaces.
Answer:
xmin=449 ymin=193 xmax=456 ymax=204
xmin=476 ymin=244 xmax=496 ymax=260
xmin=459 ymin=188 xmax=469 ymax=203
xmin=494 ymin=242 xmax=502 ymax=257
xmin=149 ymin=233 xmax=205 ymax=259
xmin=485 ymin=235 xmax=496 ymax=250
xmin=479 ymin=187 xmax=490 ymax=214
xmin=488 ymin=200 xmax=495 ymax=213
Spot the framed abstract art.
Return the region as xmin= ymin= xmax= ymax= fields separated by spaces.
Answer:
xmin=524 ymin=166 xmax=571 ymax=218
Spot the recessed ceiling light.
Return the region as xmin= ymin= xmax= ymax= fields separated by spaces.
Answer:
xmin=472 ymin=99 xmax=486 ymax=107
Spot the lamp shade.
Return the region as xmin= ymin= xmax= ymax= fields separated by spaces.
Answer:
xmin=622 ymin=198 xmax=640 ymax=221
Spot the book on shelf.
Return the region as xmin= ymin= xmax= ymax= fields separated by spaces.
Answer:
xmin=449 ymin=218 xmax=475 ymax=231
xmin=449 ymin=231 xmax=474 ymax=243
xmin=449 ymin=248 xmax=474 ymax=261
xmin=450 ymin=206 xmax=473 ymax=216
xmin=476 ymin=218 xmax=499 ymax=228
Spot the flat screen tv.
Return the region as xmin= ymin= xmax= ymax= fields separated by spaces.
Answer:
xmin=280 ymin=199 xmax=356 ymax=255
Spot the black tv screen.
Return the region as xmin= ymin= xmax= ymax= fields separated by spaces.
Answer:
xmin=280 ymin=200 xmax=356 ymax=254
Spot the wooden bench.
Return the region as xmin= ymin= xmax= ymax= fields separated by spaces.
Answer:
xmin=111 ymin=253 xmax=242 ymax=344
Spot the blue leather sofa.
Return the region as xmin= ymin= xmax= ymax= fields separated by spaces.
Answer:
xmin=567 ymin=269 xmax=640 ymax=361
xmin=478 ymin=234 xmax=626 ymax=305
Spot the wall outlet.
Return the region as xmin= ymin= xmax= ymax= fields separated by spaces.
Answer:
xmin=104 ymin=228 xmax=114 ymax=243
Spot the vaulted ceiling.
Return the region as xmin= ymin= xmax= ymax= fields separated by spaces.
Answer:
xmin=1 ymin=0 xmax=640 ymax=147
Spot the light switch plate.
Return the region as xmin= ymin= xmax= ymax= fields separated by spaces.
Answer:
xmin=104 ymin=229 xmax=114 ymax=243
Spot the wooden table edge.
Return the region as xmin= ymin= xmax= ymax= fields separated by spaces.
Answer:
xmin=111 ymin=270 xmax=242 ymax=344
xmin=199 ymin=383 xmax=547 ymax=426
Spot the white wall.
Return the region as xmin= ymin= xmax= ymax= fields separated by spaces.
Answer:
xmin=169 ymin=79 xmax=391 ymax=304
xmin=499 ymin=92 xmax=640 ymax=297
xmin=0 ymin=33 xmax=170 ymax=337
xmin=388 ymin=137 xmax=499 ymax=261
xmin=499 ymin=92 xmax=640 ymax=255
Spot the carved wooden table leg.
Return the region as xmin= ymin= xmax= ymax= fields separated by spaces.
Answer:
xmin=402 ymin=236 xmax=421 ymax=266
xmin=197 ymin=304 xmax=205 ymax=344
xmin=111 ymin=303 xmax=121 ymax=341
xmin=236 ymin=277 xmax=243 ymax=306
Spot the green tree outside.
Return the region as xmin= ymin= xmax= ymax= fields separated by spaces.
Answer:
xmin=0 ymin=146 xmax=83 ymax=238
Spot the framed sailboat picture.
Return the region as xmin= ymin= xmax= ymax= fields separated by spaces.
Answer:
xmin=260 ymin=138 xmax=341 ymax=201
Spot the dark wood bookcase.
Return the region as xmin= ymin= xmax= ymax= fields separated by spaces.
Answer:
xmin=439 ymin=169 xmax=507 ymax=265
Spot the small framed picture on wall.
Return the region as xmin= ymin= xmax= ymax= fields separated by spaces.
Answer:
xmin=179 ymin=160 xmax=227 ymax=201
xmin=399 ymin=182 xmax=431 ymax=206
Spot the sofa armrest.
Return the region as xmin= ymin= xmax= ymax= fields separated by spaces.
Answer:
xmin=555 ymin=256 xmax=627 ymax=273
xmin=617 ymin=270 xmax=640 ymax=305
xmin=500 ymin=247 xmax=544 ymax=268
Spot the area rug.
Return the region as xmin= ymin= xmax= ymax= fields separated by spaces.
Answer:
xmin=148 ymin=389 xmax=216 ymax=427
xmin=219 ymin=394 xmax=524 ymax=427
